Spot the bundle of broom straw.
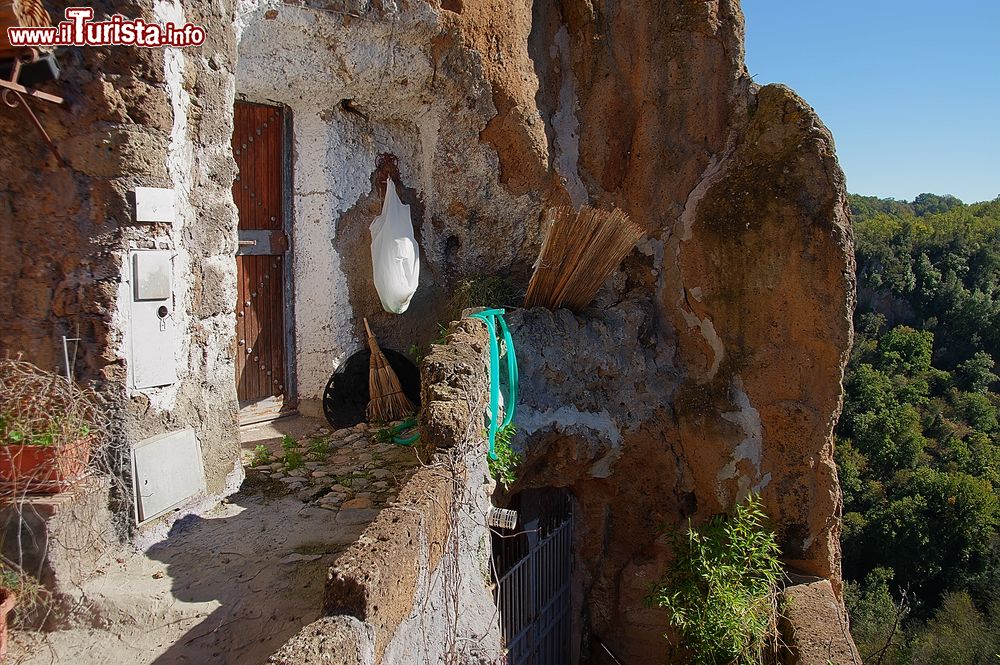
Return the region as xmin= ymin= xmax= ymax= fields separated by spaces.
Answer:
xmin=363 ymin=318 xmax=414 ymax=422
xmin=1 ymin=0 xmax=51 ymax=57
xmin=524 ymin=206 xmax=643 ymax=312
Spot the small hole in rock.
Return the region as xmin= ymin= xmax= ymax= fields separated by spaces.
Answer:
xmin=339 ymin=98 xmax=370 ymax=121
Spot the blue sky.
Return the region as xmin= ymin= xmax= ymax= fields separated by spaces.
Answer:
xmin=743 ymin=1 xmax=1000 ymax=203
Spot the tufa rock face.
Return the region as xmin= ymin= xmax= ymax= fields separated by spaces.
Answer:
xmin=492 ymin=3 xmax=855 ymax=662
xmin=667 ymin=84 xmax=855 ymax=584
xmin=0 ymin=0 xmax=853 ymax=659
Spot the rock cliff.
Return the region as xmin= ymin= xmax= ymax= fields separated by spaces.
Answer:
xmin=466 ymin=2 xmax=854 ymax=660
xmin=0 ymin=0 xmax=853 ymax=660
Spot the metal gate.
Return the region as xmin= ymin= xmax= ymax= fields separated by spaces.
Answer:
xmin=495 ymin=499 xmax=573 ymax=664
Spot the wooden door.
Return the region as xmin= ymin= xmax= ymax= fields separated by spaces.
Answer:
xmin=233 ymin=101 xmax=291 ymax=423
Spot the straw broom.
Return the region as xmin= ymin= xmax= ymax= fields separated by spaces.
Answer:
xmin=524 ymin=206 xmax=643 ymax=311
xmin=363 ymin=318 xmax=414 ymax=422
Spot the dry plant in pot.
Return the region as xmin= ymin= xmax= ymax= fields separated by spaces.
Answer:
xmin=0 ymin=558 xmax=48 ymax=659
xmin=0 ymin=358 xmax=101 ymax=494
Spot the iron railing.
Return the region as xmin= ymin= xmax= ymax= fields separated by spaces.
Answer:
xmin=495 ymin=513 xmax=573 ymax=664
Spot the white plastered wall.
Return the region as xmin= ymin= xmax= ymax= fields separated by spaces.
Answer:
xmin=234 ymin=2 xmax=441 ymax=402
xmin=234 ymin=1 xmax=542 ymax=407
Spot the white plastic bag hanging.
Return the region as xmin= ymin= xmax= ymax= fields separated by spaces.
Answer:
xmin=370 ymin=180 xmax=420 ymax=314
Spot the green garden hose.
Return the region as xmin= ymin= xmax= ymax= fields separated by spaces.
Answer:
xmin=389 ymin=416 xmax=419 ymax=446
xmin=466 ymin=308 xmax=519 ymax=460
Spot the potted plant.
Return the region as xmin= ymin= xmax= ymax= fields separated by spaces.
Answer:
xmin=0 ymin=559 xmax=48 ymax=658
xmin=0 ymin=358 xmax=100 ymax=494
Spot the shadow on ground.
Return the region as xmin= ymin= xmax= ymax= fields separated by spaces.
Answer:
xmin=143 ymin=487 xmax=360 ymax=665
xmin=7 ymin=416 xmax=418 ymax=665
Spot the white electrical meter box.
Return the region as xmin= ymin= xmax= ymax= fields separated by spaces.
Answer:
xmin=134 ymin=187 xmax=176 ymax=224
xmin=132 ymin=428 xmax=205 ymax=523
xmin=129 ymin=250 xmax=178 ymax=389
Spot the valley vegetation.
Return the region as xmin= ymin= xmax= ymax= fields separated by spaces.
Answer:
xmin=839 ymin=193 xmax=1000 ymax=663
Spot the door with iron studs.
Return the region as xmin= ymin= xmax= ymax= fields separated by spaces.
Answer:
xmin=232 ymin=100 xmax=291 ymax=422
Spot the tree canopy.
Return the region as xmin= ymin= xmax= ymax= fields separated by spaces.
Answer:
xmin=841 ymin=193 xmax=1000 ymax=663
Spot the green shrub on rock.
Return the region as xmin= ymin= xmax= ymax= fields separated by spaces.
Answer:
xmin=488 ymin=424 xmax=522 ymax=490
xmin=647 ymin=494 xmax=783 ymax=665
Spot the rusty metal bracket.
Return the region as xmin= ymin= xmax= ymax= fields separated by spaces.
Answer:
xmin=0 ymin=75 xmax=63 ymax=104
xmin=0 ymin=48 xmax=66 ymax=166
xmin=374 ymin=153 xmax=400 ymax=197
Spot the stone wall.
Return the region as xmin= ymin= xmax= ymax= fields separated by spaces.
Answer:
xmin=269 ymin=318 xmax=500 ymax=664
xmin=0 ymin=0 xmax=242 ymax=523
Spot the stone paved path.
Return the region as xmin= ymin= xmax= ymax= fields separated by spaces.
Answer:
xmin=8 ymin=416 xmax=421 ymax=665
xmin=240 ymin=416 xmax=423 ymax=518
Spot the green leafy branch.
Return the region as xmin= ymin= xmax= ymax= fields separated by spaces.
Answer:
xmin=646 ymin=494 xmax=784 ymax=665
xmin=488 ymin=424 xmax=522 ymax=490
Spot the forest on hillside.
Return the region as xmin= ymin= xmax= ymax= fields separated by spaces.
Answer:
xmin=839 ymin=193 xmax=1000 ymax=663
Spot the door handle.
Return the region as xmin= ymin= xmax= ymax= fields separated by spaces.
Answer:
xmin=238 ymin=239 xmax=257 ymax=246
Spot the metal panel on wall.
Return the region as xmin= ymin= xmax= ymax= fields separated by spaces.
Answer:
xmin=129 ymin=250 xmax=178 ymax=389
xmin=132 ymin=428 xmax=205 ymax=523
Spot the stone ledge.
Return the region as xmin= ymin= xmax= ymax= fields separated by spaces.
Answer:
xmin=267 ymin=616 xmax=375 ymax=665
xmin=322 ymin=462 xmax=456 ymax=661
xmin=309 ymin=316 xmax=493 ymax=663
xmin=418 ymin=318 xmax=491 ymax=454
xmin=780 ymin=576 xmax=861 ymax=665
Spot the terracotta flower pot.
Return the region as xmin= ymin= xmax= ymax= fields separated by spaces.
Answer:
xmin=0 ymin=587 xmax=15 ymax=660
xmin=0 ymin=435 xmax=92 ymax=493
